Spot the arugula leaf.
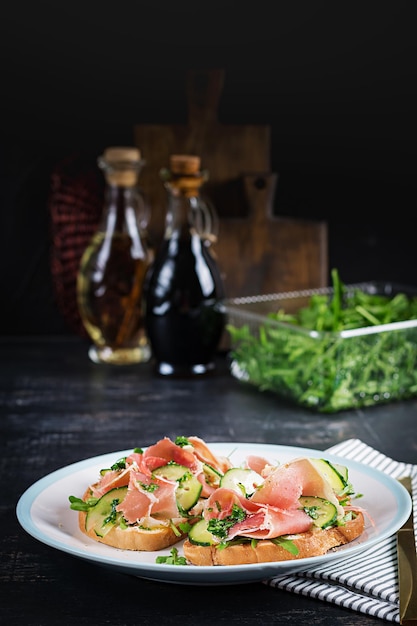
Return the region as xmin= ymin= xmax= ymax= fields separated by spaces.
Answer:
xmin=155 ymin=547 xmax=187 ymax=565
xmin=228 ymin=270 xmax=417 ymax=412
xmin=271 ymin=537 xmax=299 ymax=555
xmin=68 ymin=495 xmax=98 ymax=511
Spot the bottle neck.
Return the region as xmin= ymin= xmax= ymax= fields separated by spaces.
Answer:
xmin=164 ymin=184 xmax=202 ymax=240
xmin=96 ymin=183 xmax=148 ymax=261
xmin=101 ymin=184 xmax=137 ymax=230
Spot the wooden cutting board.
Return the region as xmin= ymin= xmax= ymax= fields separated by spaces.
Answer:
xmin=134 ymin=69 xmax=327 ymax=298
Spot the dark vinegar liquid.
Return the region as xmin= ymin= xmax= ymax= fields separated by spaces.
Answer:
xmin=144 ymin=235 xmax=226 ymax=376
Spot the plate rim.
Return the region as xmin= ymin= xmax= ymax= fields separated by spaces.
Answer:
xmin=16 ymin=442 xmax=412 ymax=584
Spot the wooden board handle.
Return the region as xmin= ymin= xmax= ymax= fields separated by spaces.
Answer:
xmin=186 ymin=69 xmax=225 ymax=126
xmin=241 ymin=172 xmax=278 ymax=221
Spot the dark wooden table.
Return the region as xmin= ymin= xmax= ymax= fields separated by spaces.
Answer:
xmin=2 ymin=336 xmax=416 ymax=626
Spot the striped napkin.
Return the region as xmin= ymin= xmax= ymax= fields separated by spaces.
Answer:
xmin=263 ymin=439 xmax=417 ymax=623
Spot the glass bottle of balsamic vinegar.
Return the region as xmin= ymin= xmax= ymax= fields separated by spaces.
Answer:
xmin=144 ymin=154 xmax=226 ymax=376
xmin=77 ymin=146 xmax=152 ymax=364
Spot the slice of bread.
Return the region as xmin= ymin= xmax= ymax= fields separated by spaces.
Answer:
xmin=183 ymin=512 xmax=365 ymax=566
xmin=77 ymin=485 xmax=186 ymax=552
xmin=78 ymin=508 xmax=185 ymax=551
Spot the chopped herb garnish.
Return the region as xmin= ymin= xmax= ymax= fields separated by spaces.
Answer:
xmin=178 ymin=470 xmax=192 ymax=485
xmin=110 ymin=457 xmax=127 ymax=471
xmin=138 ymin=481 xmax=159 ymax=493
xmin=133 ymin=447 xmax=143 ymax=454
xmin=103 ymin=498 xmax=121 ymax=525
xmin=302 ymin=504 xmax=320 ymax=520
xmin=207 ymin=504 xmax=246 ymax=539
xmin=175 ymin=436 xmax=190 ymax=448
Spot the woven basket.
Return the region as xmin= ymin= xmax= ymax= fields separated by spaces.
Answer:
xmin=48 ymin=153 xmax=104 ymax=336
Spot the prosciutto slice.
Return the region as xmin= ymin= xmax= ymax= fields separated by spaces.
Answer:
xmin=202 ymin=456 xmax=345 ymax=541
xmin=203 ymin=487 xmax=312 ymax=539
xmin=144 ymin=437 xmax=201 ymax=472
xmin=126 ymin=451 xmax=168 ymax=475
xmin=89 ymin=466 xmax=131 ymax=497
xmin=252 ymin=457 xmax=343 ymax=515
xmin=205 ymin=488 xmax=260 ymax=520
xmin=245 ymin=455 xmax=276 ymax=477
xmin=116 ymin=469 xmax=180 ymax=523
xmin=227 ymin=507 xmax=313 ymax=540
xmin=89 ymin=436 xmax=226 ymax=507
xmin=188 ymin=436 xmax=232 ymax=474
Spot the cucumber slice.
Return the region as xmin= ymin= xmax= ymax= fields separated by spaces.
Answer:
xmin=188 ymin=518 xmax=216 ymax=546
xmin=332 ymin=462 xmax=349 ymax=483
xmin=203 ymin=463 xmax=223 ymax=488
xmin=152 ymin=464 xmax=202 ymax=513
xmin=220 ymin=468 xmax=264 ymax=497
xmin=309 ymin=458 xmax=348 ymax=494
xmin=85 ymin=486 xmax=127 ymax=538
xmin=176 ymin=474 xmax=202 ymax=513
xmin=153 ymin=463 xmax=190 ymax=481
xmin=299 ymin=495 xmax=338 ymax=529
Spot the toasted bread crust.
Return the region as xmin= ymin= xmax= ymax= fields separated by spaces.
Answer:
xmin=78 ymin=487 xmax=185 ymax=552
xmin=183 ymin=512 xmax=365 ymax=566
xmin=78 ymin=509 xmax=184 ymax=551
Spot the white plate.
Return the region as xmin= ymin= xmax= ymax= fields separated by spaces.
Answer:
xmin=16 ymin=443 xmax=412 ymax=585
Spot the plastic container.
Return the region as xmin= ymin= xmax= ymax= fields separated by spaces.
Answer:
xmin=225 ymin=282 xmax=417 ymax=413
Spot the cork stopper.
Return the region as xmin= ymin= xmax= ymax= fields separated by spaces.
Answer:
xmin=169 ymin=154 xmax=201 ymax=175
xmin=100 ymin=147 xmax=143 ymax=187
xmin=103 ymin=147 xmax=141 ymax=163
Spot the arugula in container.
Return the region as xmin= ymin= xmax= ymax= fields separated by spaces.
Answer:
xmin=227 ymin=270 xmax=417 ymax=413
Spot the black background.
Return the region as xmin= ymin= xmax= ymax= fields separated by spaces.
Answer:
xmin=1 ymin=1 xmax=416 ymax=334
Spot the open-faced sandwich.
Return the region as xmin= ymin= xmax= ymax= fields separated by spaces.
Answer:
xmin=69 ymin=436 xmax=367 ymax=564
xmin=183 ymin=453 xmax=366 ymax=565
xmin=69 ymin=436 xmax=232 ymax=551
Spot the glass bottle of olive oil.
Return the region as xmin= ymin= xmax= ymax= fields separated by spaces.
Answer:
xmin=77 ymin=147 xmax=152 ymax=364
